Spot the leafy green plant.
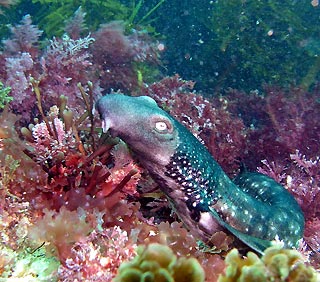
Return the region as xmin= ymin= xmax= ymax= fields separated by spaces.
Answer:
xmin=0 ymin=82 xmax=13 ymax=109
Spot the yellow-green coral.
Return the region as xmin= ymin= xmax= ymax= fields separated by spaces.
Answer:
xmin=218 ymin=245 xmax=320 ymax=282
xmin=113 ymin=243 xmax=205 ymax=282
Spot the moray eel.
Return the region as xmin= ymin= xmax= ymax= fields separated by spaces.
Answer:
xmin=96 ymin=94 xmax=305 ymax=253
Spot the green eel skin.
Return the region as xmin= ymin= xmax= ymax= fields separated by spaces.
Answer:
xmin=96 ymin=94 xmax=305 ymax=254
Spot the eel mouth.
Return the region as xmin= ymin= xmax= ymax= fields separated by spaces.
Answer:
xmin=101 ymin=118 xmax=111 ymax=133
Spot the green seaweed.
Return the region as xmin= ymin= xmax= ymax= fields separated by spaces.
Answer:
xmin=0 ymin=0 xmax=165 ymax=38
xmin=0 ymin=82 xmax=13 ymax=109
xmin=126 ymin=0 xmax=165 ymax=34
xmin=204 ymin=1 xmax=320 ymax=91
xmin=29 ymin=0 xmax=130 ymax=37
xmin=136 ymin=0 xmax=165 ymax=26
xmin=151 ymin=0 xmax=320 ymax=92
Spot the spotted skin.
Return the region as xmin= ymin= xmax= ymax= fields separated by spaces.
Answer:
xmin=96 ymin=94 xmax=305 ymax=253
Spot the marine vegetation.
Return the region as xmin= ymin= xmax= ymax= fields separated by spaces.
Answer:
xmin=146 ymin=0 xmax=320 ymax=92
xmin=0 ymin=0 xmax=165 ymax=38
xmin=114 ymin=243 xmax=205 ymax=282
xmin=0 ymin=6 xmax=319 ymax=282
xmin=219 ymin=245 xmax=319 ymax=282
xmin=0 ymin=81 xmax=12 ymax=109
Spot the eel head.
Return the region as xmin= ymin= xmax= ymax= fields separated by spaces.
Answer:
xmin=96 ymin=94 xmax=179 ymax=167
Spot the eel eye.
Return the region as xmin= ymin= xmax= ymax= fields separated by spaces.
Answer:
xmin=155 ymin=121 xmax=168 ymax=131
xmin=152 ymin=116 xmax=173 ymax=134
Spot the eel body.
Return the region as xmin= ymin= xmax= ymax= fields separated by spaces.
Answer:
xmin=96 ymin=94 xmax=305 ymax=253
